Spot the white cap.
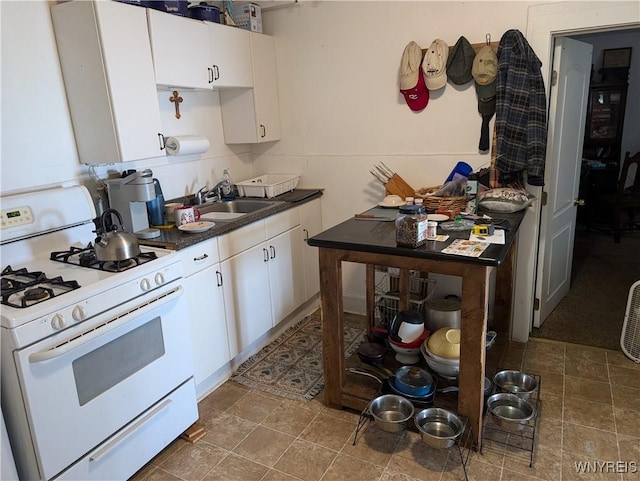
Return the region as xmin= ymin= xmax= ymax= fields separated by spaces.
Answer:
xmin=422 ymin=39 xmax=449 ymax=90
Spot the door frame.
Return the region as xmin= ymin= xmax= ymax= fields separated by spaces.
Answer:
xmin=510 ymin=1 xmax=640 ymax=342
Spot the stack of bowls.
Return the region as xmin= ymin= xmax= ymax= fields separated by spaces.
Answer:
xmin=420 ymin=327 xmax=461 ymax=378
xmin=388 ymin=329 xmax=429 ymax=364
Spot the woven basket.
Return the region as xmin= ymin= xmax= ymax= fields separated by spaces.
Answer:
xmin=415 ymin=186 xmax=467 ymax=212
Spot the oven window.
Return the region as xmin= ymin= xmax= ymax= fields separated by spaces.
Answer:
xmin=72 ymin=317 xmax=165 ymax=406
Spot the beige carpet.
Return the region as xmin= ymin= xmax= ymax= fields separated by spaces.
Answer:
xmin=230 ymin=315 xmax=366 ymax=402
xmin=531 ymin=226 xmax=640 ymax=350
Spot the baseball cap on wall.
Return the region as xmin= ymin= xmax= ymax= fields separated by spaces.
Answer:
xmin=399 ymin=41 xmax=429 ymax=111
xmin=422 ymin=39 xmax=449 ymax=90
xmin=472 ymin=45 xmax=498 ymax=98
xmin=446 ymin=36 xmax=475 ymax=85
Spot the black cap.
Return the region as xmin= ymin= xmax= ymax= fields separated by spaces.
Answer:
xmin=446 ymin=36 xmax=476 ymax=85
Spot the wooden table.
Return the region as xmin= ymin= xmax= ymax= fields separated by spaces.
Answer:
xmin=308 ymin=208 xmax=525 ymax=448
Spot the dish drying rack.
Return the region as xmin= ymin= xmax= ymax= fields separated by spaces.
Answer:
xmin=372 ymin=266 xmax=436 ymax=335
xmin=481 ymin=371 xmax=542 ymax=468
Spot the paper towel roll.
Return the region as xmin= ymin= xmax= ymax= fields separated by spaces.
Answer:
xmin=165 ymin=136 xmax=210 ymax=156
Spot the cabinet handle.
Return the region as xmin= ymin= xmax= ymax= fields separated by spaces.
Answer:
xmin=193 ymin=253 xmax=209 ymax=262
xmin=270 ymin=245 xmax=276 ymax=259
xmin=303 ymin=228 xmax=309 ymax=242
xmin=213 ymin=65 xmax=220 ymax=81
xmin=158 ymin=133 xmax=166 ymax=151
xmin=207 ymin=67 xmax=214 ymax=84
xmin=260 ymin=124 xmax=266 ymax=138
xmin=263 ymin=247 xmax=269 ymax=262
xmin=216 ymin=270 xmax=223 ymax=287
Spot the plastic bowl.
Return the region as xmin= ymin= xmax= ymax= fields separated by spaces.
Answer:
xmin=388 ymin=340 xmax=421 ymax=364
xmin=368 ymin=394 xmax=414 ymax=433
xmin=420 ymin=343 xmax=460 ymax=378
xmin=414 ymin=408 xmax=464 ymax=449
xmin=388 ymin=329 xmax=429 ymax=349
xmin=426 ymin=328 xmax=461 ymax=359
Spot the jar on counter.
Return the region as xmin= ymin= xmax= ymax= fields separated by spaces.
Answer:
xmin=396 ymin=205 xmax=428 ymax=247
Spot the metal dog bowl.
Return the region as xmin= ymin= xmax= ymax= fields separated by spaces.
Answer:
xmin=368 ymin=394 xmax=414 ymax=433
xmin=487 ymin=393 xmax=536 ymax=431
xmin=493 ymin=370 xmax=538 ymax=400
xmin=414 ymin=407 xmax=464 ymax=449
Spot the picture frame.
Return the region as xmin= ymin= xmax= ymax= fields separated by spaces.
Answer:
xmin=602 ymin=47 xmax=632 ymax=68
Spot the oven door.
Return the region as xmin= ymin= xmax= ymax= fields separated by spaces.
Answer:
xmin=14 ymin=283 xmax=194 ymax=480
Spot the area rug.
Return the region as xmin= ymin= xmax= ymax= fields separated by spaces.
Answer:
xmin=230 ymin=315 xmax=366 ymax=402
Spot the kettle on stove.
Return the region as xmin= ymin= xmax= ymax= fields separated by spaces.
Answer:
xmin=388 ymin=310 xmax=425 ymax=344
xmin=94 ymin=209 xmax=141 ymax=262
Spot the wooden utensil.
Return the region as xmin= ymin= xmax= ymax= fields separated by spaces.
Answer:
xmin=374 ymin=162 xmax=416 ymax=198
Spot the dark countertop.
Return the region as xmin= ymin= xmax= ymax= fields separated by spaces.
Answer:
xmin=139 ymin=189 xmax=323 ymax=250
xmin=308 ymin=207 xmax=526 ymax=266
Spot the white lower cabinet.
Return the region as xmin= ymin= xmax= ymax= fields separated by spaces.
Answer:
xmin=218 ymin=209 xmax=303 ymax=357
xmin=179 ymin=240 xmax=229 ymax=393
xmin=299 ymin=198 xmax=323 ymax=301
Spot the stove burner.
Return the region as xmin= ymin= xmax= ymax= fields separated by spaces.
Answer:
xmin=1 ymin=266 xmax=80 ymax=309
xmin=23 ymin=287 xmax=52 ymax=303
xmin=50 ymin=244 xmax=157 ymax=272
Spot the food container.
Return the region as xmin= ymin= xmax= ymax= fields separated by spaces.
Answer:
xmin=147 ymin=0 xmax=188 ymax=16
xmin=414 ymin=408 xmax=464 ymax=449
xmin=368 ymin=394 xmax=414 ymax=433
xmin=396 ymin=205 xmax=428 ymax=248
xmin=235 ymin=2 xmax=263 ymax=33
xmin=236 ymin=174 xmax=300 ymax=198
xmin=493 ymin=370 xmax=538 ymax=400
xmin=187 ymin=2 xmax=221 ymax=22
xmin=487 ymin=393 xmax=536 ymax=431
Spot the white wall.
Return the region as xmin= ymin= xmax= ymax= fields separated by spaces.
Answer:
xmin=0 ymin=1 xmax=255 ymax=203
xmin=255 ymin=1 xmax=537 ymax=310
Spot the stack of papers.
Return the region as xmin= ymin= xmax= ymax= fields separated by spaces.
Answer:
xmin=442 ymin=239 xmax=490 ymax=257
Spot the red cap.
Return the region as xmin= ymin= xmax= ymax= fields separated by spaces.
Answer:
xmin=400 ymin=67 xmax=429 ymax=112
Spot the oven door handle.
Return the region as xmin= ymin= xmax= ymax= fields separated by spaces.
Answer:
xmin=28 ymin=286 xmax=183 ymax=363
xmin=89 ymin=398 xmax=172 ymax=462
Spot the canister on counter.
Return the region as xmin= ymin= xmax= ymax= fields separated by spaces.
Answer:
xmin=396 ymin=205 xmax=428 ymax=247
xmin=465 ymin=172 xmax=479 ymax=214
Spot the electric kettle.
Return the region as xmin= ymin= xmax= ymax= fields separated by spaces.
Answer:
xmin=388 ymin=311 xmax=425 ymax=344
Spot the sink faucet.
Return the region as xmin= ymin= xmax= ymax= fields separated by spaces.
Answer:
xmin=195 ymin=179 xmax=232 ymax=204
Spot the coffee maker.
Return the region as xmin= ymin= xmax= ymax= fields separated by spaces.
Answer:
xmin=104 ymin=169 xmax=160 ymax=239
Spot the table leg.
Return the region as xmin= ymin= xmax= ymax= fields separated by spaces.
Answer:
xmin=319 ymin=248 xmax=345 ymax=409
xmin=458 ymin=266 xmax=492 ymax=449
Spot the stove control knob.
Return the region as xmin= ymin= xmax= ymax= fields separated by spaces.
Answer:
xmin=154 ymin=272 xmax=165 ymax=286
xmin=72 ymin=305 xmax=86 ymax=322
xmin=51 ymin=314 xmax=66 ymax=330
xmin=140 ymin=278 xmax=152 ymax=292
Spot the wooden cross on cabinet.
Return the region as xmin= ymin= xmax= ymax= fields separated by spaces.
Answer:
xmin=170 ymin=91 xmax=183 ymax=119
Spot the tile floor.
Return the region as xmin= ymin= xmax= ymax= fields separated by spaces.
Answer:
xmin=131 ymin=339 xmax=639 ymax=481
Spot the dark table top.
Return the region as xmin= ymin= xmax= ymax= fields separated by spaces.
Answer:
xmin=308 ymin=207 xmax=526 ymax=267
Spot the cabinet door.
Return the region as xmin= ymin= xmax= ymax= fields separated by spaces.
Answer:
xmin=299 ymin=199 xmax=322 ymax=301
xmin=179 ymin=242 xmax=229 ymax=393
xmin=221 ymin=244 xmax=272 ymax=358
xmin=208 ymin=23 xmax=253 ymax=88
xmin=147 ymin=9 xmax=211 ymax=90
xmin=51 ymin=1 xmax=163 ymax=163
xmin=267 ymin=226 xmax=305 ymax=326
xmin=219 ymin=33 xmax=281 ymax=143
xmin=250 ymin=33 xmax=281 ymax=142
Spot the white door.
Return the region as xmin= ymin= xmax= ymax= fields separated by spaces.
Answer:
xmin=534 ymin=37 xmax=593 ymax=327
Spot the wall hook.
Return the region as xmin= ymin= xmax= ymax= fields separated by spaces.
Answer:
xmin=486 ymin=33 xmax=491 ymax=45
xmin=170 ymin=90 xmax=183 ymax=119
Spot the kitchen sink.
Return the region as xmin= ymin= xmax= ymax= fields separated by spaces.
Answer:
xmin=199 ymin=199 xmax=284 ymax=222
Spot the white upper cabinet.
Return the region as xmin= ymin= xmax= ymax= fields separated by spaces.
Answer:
xmin=147 ymin=11 xmax=252 ymax=90
xmin=208 ymin=22 xmax=253 ymax=88
xmin=220 ymin=33 xmax=281 ymax=143
xmin=146 ymin=10 xmax=212 ymax=90
xmin=51 ymin=1 xmax=163 ymax=164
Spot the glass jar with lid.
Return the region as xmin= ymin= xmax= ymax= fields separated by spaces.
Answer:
xmin=396 ymin=204 xmax=428 ymax=247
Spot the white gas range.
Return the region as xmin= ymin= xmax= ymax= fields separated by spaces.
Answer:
xmin=1 ymin=186 xmax=197 ymax=480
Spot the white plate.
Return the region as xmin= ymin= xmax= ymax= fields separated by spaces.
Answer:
xmin=178 ymin=221 xmax=216 ymax=233
xmin=427 ymin=214 xmax=450 ymax=222
xmin=378 ymin=201 xmax=406 ymax=208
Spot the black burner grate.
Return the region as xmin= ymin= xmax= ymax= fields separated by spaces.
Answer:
xmin=50 ymin=244 xmax=158 ymax=273
xmin=1 ymin=266 xmax=81 ymax=308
